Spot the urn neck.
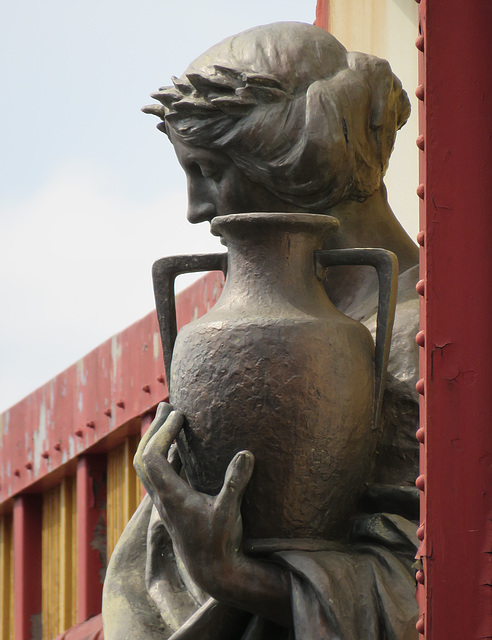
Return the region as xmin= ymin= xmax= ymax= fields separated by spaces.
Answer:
xmin=211 ymin=213 xmax=339 ymax=312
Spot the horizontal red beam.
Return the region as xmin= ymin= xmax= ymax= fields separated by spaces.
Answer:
xmin=0 ymin=272 xmax=224 ymax=505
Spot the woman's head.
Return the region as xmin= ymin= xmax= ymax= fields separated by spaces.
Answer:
xmin=144 ymin=22 xmax=410 ymax=215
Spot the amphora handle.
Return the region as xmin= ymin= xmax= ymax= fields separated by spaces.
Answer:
xmin=152 ymin=253 xmax=228 ymax=386
xmin=153 ymin=248 xmax=397 ymax=430
xmin=315 ymin=249 xmax=398 ymax=430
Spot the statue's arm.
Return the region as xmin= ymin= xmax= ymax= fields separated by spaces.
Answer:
xmin=134 ymin=403 xmax=293 ymax=629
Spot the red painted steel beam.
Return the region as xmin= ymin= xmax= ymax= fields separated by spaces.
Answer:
xmin=13 ymin=495 xmax=42 ymax=640
xmin=77 ymin=455 xmax=107 ymax=623
xmin=417 ymin=1 xmax=492 ymax=638
xmin=415 ymin=4 xmax=426 ymax=635
xmin=0 ymin=272 xmax=224 ymax=505
xmin=314 ymin=0 xmax=330 ymax=30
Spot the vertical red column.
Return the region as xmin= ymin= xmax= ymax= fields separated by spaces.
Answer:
xmin=77 ymin=455 xmax=107 ymax=623
xmin=13 ymin=495 xmax=42 ymax=640
xmin=417 ymin=1 xmax=492 ymax=638
xmin=314 ymin=0 xmax=330 ymax=30
xmin=414 ymin=1 xmax=427 ymax=634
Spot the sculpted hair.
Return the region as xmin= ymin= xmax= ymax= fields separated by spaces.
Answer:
xmin=144 ymin=23 xmax=410 ymax=211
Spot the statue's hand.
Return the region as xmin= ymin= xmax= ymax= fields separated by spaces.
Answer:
xmin=135 ymin=402 xmax=292 ymax=627
xmin=137 ymin=403 xmax=254 ymax=594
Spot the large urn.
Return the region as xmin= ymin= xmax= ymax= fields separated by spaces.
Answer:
xmin=154 ymin=213 xmax=396 ymax=543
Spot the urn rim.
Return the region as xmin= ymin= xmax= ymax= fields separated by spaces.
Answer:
xmin=211 ymin=211 xmax=340 ymax=239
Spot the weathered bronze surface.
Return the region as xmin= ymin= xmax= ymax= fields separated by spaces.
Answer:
xmin=103 ymin=22 xmax=420 ymax=639
xmin=172 ymin=213 xmax=380 ymax=542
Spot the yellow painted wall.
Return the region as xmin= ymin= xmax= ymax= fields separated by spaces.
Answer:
xmin=42 ymin=477 xmax=77 ymax=640
xmin=1 ymin=435 xmax=142 ymax=640
xmin=107 ymin=435 xmax=142 ymax=562
xmin=328 ymin=0 xmax=419 ymax=239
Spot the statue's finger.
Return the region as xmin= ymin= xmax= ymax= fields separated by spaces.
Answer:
xmin=134 ymin=402 xmax=173 ymax=476
xmin=142 ymin=411 xmax=193 ymax=507
xmin=144 ymin=409 xmax=184 ymax=459
xmin=134 ymin=403 xmax=173 ymax=492
xmin=215 ymin=450 xmax=255 ymax=518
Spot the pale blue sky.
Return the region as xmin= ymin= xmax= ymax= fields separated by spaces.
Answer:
xmin=0 ymin=1 xmax=316 ymax=413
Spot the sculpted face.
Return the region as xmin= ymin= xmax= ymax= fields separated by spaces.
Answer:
xmin=143 ymin=23 xmax=409 ymax=222
xmin=170 ymin=132 xmax=305 ymax=223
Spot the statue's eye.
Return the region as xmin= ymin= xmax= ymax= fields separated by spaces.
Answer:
xmin=186 ymin=159 xmax=222 ymax=182
xmin=188 ymin=162 xmax=203 ymax=177
xmin=196 ymin=162 xmax=221 ymax=181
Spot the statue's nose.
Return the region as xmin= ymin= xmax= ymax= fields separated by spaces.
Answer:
xmin=187 ymin=201 xmax=216 ymax=223
xmin=187 ymin=178 xmax=217 ymax=223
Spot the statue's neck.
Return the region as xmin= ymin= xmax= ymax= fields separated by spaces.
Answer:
xmin=321 ymin=185 xmax=418 ymax=314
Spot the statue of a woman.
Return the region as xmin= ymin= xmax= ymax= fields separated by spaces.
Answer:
xmin=103 ymin=23 xmax=419 ymax=640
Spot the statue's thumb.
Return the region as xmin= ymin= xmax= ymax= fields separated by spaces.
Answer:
xmin=218 ymin=451 xmax=255 ymax=512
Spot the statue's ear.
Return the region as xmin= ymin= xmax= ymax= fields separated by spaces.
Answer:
xmin=347 ymin=52 xmax=410 ymax=169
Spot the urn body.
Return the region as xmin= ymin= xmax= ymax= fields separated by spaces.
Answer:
xmin=170 ymin=213 xmax=375 ymax=541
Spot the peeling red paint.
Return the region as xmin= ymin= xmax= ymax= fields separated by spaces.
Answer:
xmin=0 ymin=272 xmax=224 ymax=504
xmin=418 ymin=0 xmax=492 ymax=637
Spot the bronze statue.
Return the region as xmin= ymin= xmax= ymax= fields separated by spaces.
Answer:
xmin=103 ymin=23 xmax=420 ymax=639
